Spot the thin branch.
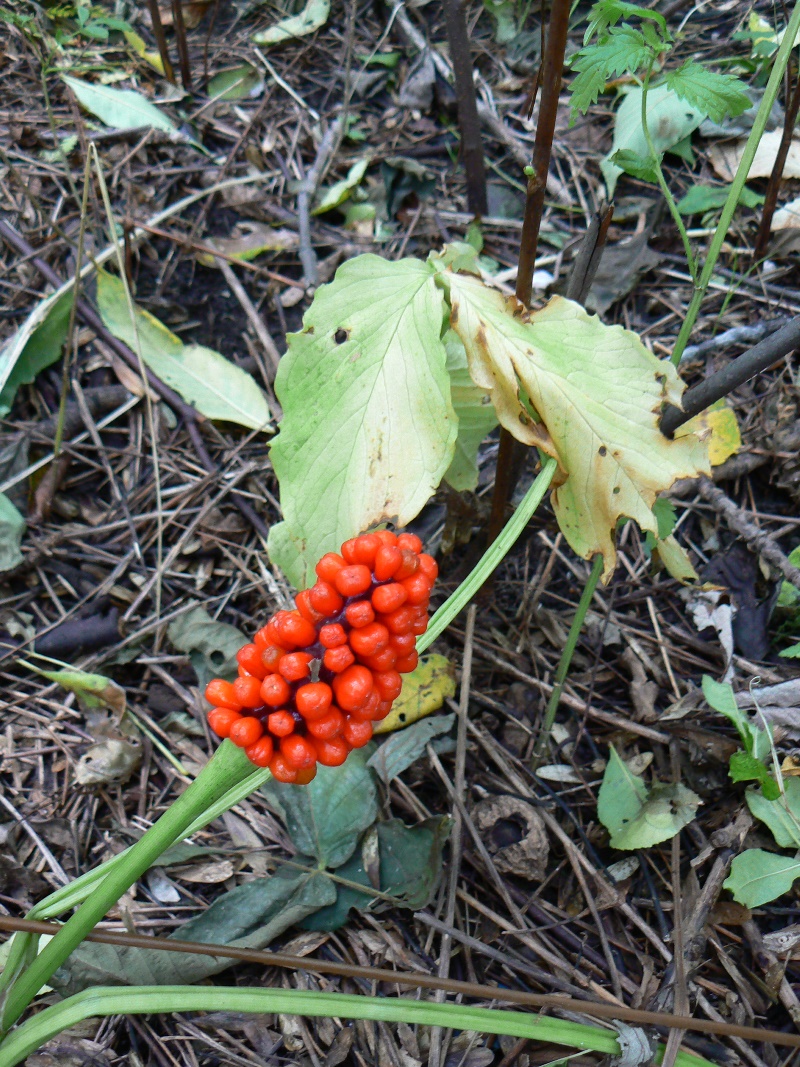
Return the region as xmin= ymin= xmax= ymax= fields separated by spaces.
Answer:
xmin=754 ymin=61 xmax=800 ymax=259
xmin=442 ymin=0 xmax=488 ymax=215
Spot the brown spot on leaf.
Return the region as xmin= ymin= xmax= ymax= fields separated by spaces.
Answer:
xmin=598 ymin=445 xmax=607 ymax=456
xmin=334 ymin=327 xmax=349 ymax=344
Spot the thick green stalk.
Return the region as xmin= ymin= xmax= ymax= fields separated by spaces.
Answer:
xmin=532 ymin=553 xmax=603 ymax=766
xmin=0 ymin=741 xmax=254 ymax=1034
xmin=0 ymin=986 xmax=713 ymax=1067
xmin=418 ymin=457 xmax=557 ymax=652
xmin=671 ymin=0 xmax=800 ymax=365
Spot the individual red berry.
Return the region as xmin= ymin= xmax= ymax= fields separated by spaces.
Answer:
xmin=361 ymin=647 xmax=397 ymax=672
xmin=260 ymin=673 xmax=291 ymax=707
xmin=324 ymin=645 xmax=355 ymax=673
xmin=411 ymin=616 xmax=428 ymax=636
xmin=207 ymin=707 xmax=241 ymax=738
xmin=374 ymin=670 xmax=403 ymax=702
xmin=319 ymin=623 xmax=347 ymax=649
xmin=390 ymin=632 xmax=416 ymax=655
xmin=278 ymin=651 xmax=313 ymax=682
xmin=253 ymin=625 xmax=273 ymax=651
xmin=260 ymin=645 xmax=284 ymax=672
xmin=348 ymin=689 xmax=381 ymax=721
xmin=296 ymin=682 xmax=333 ymax=721
xmin=334 ymin=565 xmax=372 ymax=598
xmin=316 ymin=553 xmax=347 ymax=583
xmin=205 ymin=679 xmax=241 ymax=711
xmin=232 ymin=676 xmax=264 ymax=708
xmin=342 ymin=533 xmax=381 ymax=566
xmin=373 ymin=544 xmax=403 ymax=581
xmin=267 ymin=710 xmax=295 ymax=737
xmin=295 ymin=765 xmax=318 ymax=785
xmin=381 ymin=605 xmax=416 ymax=635
xmin=333 ymin=665 xmax=373 ymax=711
xmin=230 ymin=716 xmax=263 ymax=748
xmin=236 ymin=643 xmax=267 ymax=679
xmin=309 ymin=581 xmax=344 ymax=616
xmin=402 ymin=572 xmax=432 ymax=606
xmin=295 ymin=589 xmax=325 ymax=625
xmin=395 ymin=550 xmax=420 ymax=580
xmin=418 ymin=553 xmax=438 ymax=581
xmin=273 ymin=611 xmax=317 ymax=649
xmin=395 ymin=651 xmax=419 ymax=673
xmin=375 ymin=699 xmax=394 ymax=719
xmin=306 ymin=706 xmax=344 ymax=739
xmin=374 ymin=530 xmax=398 ymax=546
xmin=281 ymin=734 xmax=317 ymax=770
xmin=372 ymin=582 xmax=407 ymax=614
xmin=397 ymin=532 xmax=423 ymax=553
xmin=314 ymin=736 xmax=350 ymax=766
xmin=245 ymin=735 xmax=274 ymax=767
xmin=349 ymin=622 xmax=390 ymax=657
xmin=270 ymin=753 xmax=298 ymax=782
xmin=343 ymin=717 xmax=373 ymax=747
xmin=345 ymin=601 xmax=375 ymax=628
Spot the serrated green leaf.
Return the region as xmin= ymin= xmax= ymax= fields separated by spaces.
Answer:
xmin=724 ymin=849 xmax=800 ymax=907
xmin=268 ymin=255 xmax=456 ymax=589
xmin=747 ymin=779 xmax=800 ymax=847
xmin=97 ymin=271 xmax=272 ymax=431
xmin=443 ymin=331 xmax=498 ymax=491
xmin=598 ymin=747 xmax=648 ymax=837
xmin=583 ymin=0 xmax=667 ymax=44
xmin=610 ymin=148 xmax=659 ymax=183
xmin=569 ymin=26 xmax=659 ymax=116
xmin=665 ymin=62 xmax=750 ymax=125
xmin=62 ymin=75 xmax=177 ymax=134
xmin=252 ymin=0 xmax=330 ymax=45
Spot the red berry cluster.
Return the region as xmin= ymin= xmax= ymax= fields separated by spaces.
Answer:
xmin=204 ymin=531 xmax=436 ymax=784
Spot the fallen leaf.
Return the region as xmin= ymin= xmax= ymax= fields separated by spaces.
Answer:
xmin=678 ymin=399 xmax=741 ymax=466
xmin=207 ymin=65 xmax=264 ymax=102
xmin=0 ymin=494 xmax=25 ymax=572
xmin=75 ymin=738 xmax=141 ymax=786
xmin=252 ymin=0 xmax=330 ymax=45
xmin=368 ymin=713 xmax=455 ymax=782
xmin=314 ymin=158 xmax=370 ymax=215
xmin=62 ymin=75 xmax=177 ymax=135
xmin=124 ymin=30 xmax=165 ymax=74
xmin=0 ymin=289 xmax=74 ymax=417
xmin=196 ymin=223 xmax=297 ymax=266
xmin=709 ymin=130 xmax=800 ymax=182
xmin=173 ymin=860 xmax=235 ymax=884
xmin=772 ymin=195 xmax=800 ymax=230
xmin=374 ymin=655 xmax=456 ymax=734
xmin=167 ymin=604 xmax=246 ymax=690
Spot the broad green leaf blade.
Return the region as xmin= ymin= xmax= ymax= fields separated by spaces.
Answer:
xmin=0 ymin=493 xmax=25 ymax=571
xmin=443 ymin=273 xmax=708 ymax=580
xmin=747 ymin=779 xmax=800 ymax=847
xmin=97 ymin=272 xmax=272 ymax=431
xmin=677 ymin=183 xmax=763 ymax=216
xmin=601 ymin=83 xmax=705 ymax=197
xmin=597 ymin=746 xmax=648 ymax=838
xmin=262 ymin=748 xmax=378 ymax=868
xmin=443 ymin=331 xmax=498 ymax=491
xmin=368 ymin=713 xmax=455 ymax=784
xmin=724 ymin=849 xmax=800 ymax=907
xmin=252 ymin=0 xmax=330 ymax=45
xmin=62 ymin=75 xmax=177 ymax=134
xmin=665 ymin=62 xmax=750 ymax=125
xmin=268 ymin=254 xmax=456 ymax=588
xmin=569 ymin=26 xmax=657 ymax=116
xmin=610 ymin=783 xmax=700 ymax=850
xmin=0 ymin=289 xmax=74 ymax=417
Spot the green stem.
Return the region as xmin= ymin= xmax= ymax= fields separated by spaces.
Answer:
xmin=532 ymin=553 xmax=603 ymax=767
xmin=0 ymin=741 xmax=255 ymax=1034
xmin=0 ymin=986 xmax=711 ymax=1067
xmin=640 ymin=68 xmax=696 ymax=282
xmin=417 ymin=457 xmax=558 ymax=653
xmin=671 ymin=0 xmax=800 ymax=365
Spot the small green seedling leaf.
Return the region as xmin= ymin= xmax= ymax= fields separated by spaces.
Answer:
xmin=569 ymin=26 xmax=661 ymax=117
xmin=583 ymin=0 xmax=668 ymax=43
xmin=609 ymin=149 xmax=660 ymax=183
xmin=724 ymin=849 xmax=800 ymax=908
xmin=729 ymin=750 xmax=780 ymax=800
xmin=598 ymin=747 xmax=700 ymax=849
xmin=747 ymin=779 xmax=800 ymax=847
xmin=598 ymin=747 xmax=648 ymax=838
xmin=652 ymin=535 xmax=698 ymax=583
xmin=665 ymin=62 xmax=750 ymax=125
xmin=268 ymin=255 xmax=456 ymax=588
xmin=252 ymin=0 xmax=330 ymax=45
xmin=31 ymin=666 xmax=125 ymax=717
xmin=62 ymin=75 xmax=178 ymax=134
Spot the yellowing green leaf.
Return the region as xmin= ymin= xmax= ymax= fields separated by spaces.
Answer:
xmin=597 ymin=747 xmax=647 ymax=838
xmin=314 ymin=158 xmax=370 ymax=215
xmin=374 ymin=655 xmax=456 ymax=734
xmin=253 ymin=0 xmax=330 ymax=45
xmin=207 ymin=65 xmax=264 ymax=101
xmin=653 ymin=534 xmax=698 ymax=582
xmin=33 ymin=667 xmax=125 ymax=717
xmin=678 ymin=399 xmax=740 ymax=466
xmin=443 ymin=272 xmax=709 ymax=581
xmin=97 ymin=272 xmax=272 ymax=431
xmin=443 ymin=331 xmax=498 ymax=491
xmin=124 ymin=30 xmax=165 ymax=74
xmin=196 ymin=223 xmax=297 ymax=266
xmin=268 ymin=255 xmax=457 ymax=588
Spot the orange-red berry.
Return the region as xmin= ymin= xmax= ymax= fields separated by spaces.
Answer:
xmin=361 ymin=647 xmax=397 ymax=672
xmin=316 ymin=553 xmax=347 ymax=583
xmin=267 ymin=710 xmax=295 ymax=737
xmin=245 ymin=735 xmax=274 ymax=767
xmin=418 ymin=553 xmax=438 ymax=581
xmin=295 ymin=765 xmax=318 ymax=785
xmin=270 ymin=752 xmax=298 ymax=782
xmin=334 ymin=564 xmax=372 ymax=598
xmin=323 ymin=645 xmax=355 ymax=673
xmin=349 ymin=622 xmax=389 ymax=657
xmin=319 ymin=623 xmax=347 ymax=648
xmin=295 ymin=682 xmax=333 ymax=721
xmin=281 ymin=734 xmax=317 ymax=770
xmin=374 ymin=544 xmax=403 ymax=581
xmin=314 ymin=736 xmax=350 ymax=766
xmin=205 ymin=679 xmax=241 ymax=710
xmin=372 ymin=582 xmax=407 ymax=614
xmin=295 ymin=589 xmax=325 ymax=625
xmin=232 ymin=676 xmax=264 ymax=708
xmin=395 ymin=550 xmax=420 ymax=580
xmin=343 ymin=717 xmax=373 ymax=747
xmin=309 ymin=581 xmax=344 ymax=616
xmin=333 ymin=665 xmax=373 ymax=712
xmin=207 ymin=707 xmax=241 ymax=738
xmin=395 ymin=651 xmax=419 ymax=673
xmin=381 ymin=606 xmax=416 ymax=635
xmin=345 ymin=601 xmax=375 ymax=628
xmin=402 ymin=572 xmax=432 ymax=606
xmin=278 ymin=651 xmax=313 ymax=682
xmin=230 ymin=716 xmax=263 ymax=748
xmin=397 ymin=532 xmax=423 ymax=553
xmin=374 ymin=670 xmax=403 ymax=702
xmin=236 ymin=643 xmax=267 ymax=679
xmin=260 ymin=673 xmax=291 ymax=707
xmin=306 ymin=706 xmax=344 ymax=740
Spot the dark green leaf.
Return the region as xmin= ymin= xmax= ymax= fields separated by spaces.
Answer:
xmin=610 ymin=149 xmax=659 ymax=183
xmin=368 ymin=714 xmax=455 ymax=785
xmin=569 ymin=26 xmax=660 ymax=115
xmin=677 ymin=183 xmax=764 ymax=215
xmin=665 ymin=62 xmax=750 ymax=124
xmin=729 ymin=750 xmax=780 ymax=799
xmin=0 ymin=290 xmax=74 ymax=417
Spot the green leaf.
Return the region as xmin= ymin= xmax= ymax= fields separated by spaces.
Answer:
xmin=441 ymin=272 xmax=708 ymax=580
xmin=665 ymin=62 xmax=750 ymax=125
xmin=207 ymin=65 xmax=264 ymax=101
xmin=97 ymin=271 xmax=272 ymax=431
xmin=443 ymin=331 xmax=498 ymax=491
xmin=569 ymin=26 xmax=659 ymax=116
xmin=724 ymin=849 xmax=800 ymax=907
xmin=747 ymin=778 xmax=800 ymax=847
xmin=778 ymin=544 xmax=800 ymax=607
xmin=677 ymin=183 xmax=764 ymax=216
xmin=252 ymin=0 xmax=330 ymax=45
xmin=611 ymin=783 xmax=700 ymax=849
xmin=653 ymin=534 xmax=698 ymax=583
xmin=597 ymin=747 xmax=648 ymax=838
xmin=729 ymin=750 xmax=780 ymax=799
xmin=30 ymin=667 xmax=125 ymax=717
xmin=368 ymin=714 xmax=455 ymax=784
xmin=701 ymin=675 xmax=770 ymax=758
xmin=263 ymin=748 xmax=378 ymax=868
xmin=609 ymin=148 xmax=659 ymax=183
xmin=583 ymin=0 xmax=668 ymax=44
xmin=167 ymin=605 xmax=247 ymax=690
xmin=483 ymin=0 xmax=518 ymax=44
xmin=600 ymin=83 xmax=705 ymax=197
xmin=0 ymin=494 xmax=25 ymax=572
xmin=313 ymin=158 xmax=370 ymax=215
xmin=52 ymin=866 xmax=334 ymax=993
xmin=268 ymin=255 xmax=456 ymax=588
xmin=0 ymin=289 xmax=74 ymax=417
xmin=62 ymin=75 xmax=177 ymax=134
xmin=780 ymin=641 xmax=800 ymax=658
xmin=652 ymin=498 xmax=676 ymax=539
